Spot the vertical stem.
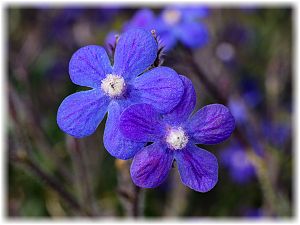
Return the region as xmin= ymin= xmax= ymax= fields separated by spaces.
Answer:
xmin=132 ymin=185 xmax=143 ymax=217
xmin=164 ymin=168 xmax=189 ymax=217
xmin=115 ymin=159 xmax=144 ymax=218
xmin=66 ymin=137 xmax=98 ymax=216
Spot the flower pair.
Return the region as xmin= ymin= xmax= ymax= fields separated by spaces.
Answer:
xmin=57 ymin=28 xmax=184 ymax=159
xmin=57 ymin=28 xmax=235 ymax=192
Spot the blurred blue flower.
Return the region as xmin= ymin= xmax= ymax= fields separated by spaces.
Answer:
xmin=228 ymin=97 xmax=248 ymax=124
xmin=156 ymin=5 xmax=210 ymax=50
xmin=220 ymin=143 xmax=256 ymax=184
xmin=123 ymin=6 xmax=209 ymax=51
xmin=57 ymin=28 xmax=184 ymax=160
xmin=123 ymin=8 xmax=156 ymax=31
xmin=119 ymin=77 xmax=235 ymax=192
xmin=222 ymin=24 xmax=251 ymax=46
xmin=240 ymin=77 xmax=262 ymax=108
xmin=45 ymin=61 xmax=68 ymax=81
xmin=47 ymin=8 xmax=83 ymax=49
xmin=228 ymin=96 xmax=265 ymax=157
xmin=262 ymin=120 xmax=291 ymax=149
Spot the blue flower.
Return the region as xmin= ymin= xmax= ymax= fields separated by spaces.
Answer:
xmin=57 ymin=28 xmax=184 ymax=160
xmin=228 ymin=97 xmax=249 ymax=124
xmin=220 ymin=143 xmax=256 ymax=184
xmin=122 ymin=6 xmax=209 ymax=51
xmin=156 ymin=6 xmax=210 ymax=50
xmin=119 ymin=76 xmax=235 ymax=192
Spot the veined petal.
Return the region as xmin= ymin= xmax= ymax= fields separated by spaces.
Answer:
xmin=113 ymin=29 xmax=158 ymax=80
xmin=130 ymin=142 xmax=174 ymax=188
xmin=177 ymin=22 xmax=209 ymax=48
xmin=174 ymin=144 xmax=218 ymax=192
xmin=119 ymin=103 xmax=163 ymax=142
xmin=163 ymin=75 xmax=196 ymax=124
xmin=104 ymin=101 xmax=145 ymax=160
xmin=187 ymin=104 xmax=235 ymax=145
xmin=57 ymin=89 xmax=109 ymax=138
xmin=132 ymin=66 xmax=184 ymax=113
xmin=69 ymin=45 xmax=112 ymax=88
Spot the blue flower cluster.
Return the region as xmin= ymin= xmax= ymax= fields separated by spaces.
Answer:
xmin=57 ymin=28 xmax=235 ymax=192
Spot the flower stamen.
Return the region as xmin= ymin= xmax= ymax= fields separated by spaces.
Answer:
xmin=166 ymin=127 xmax=189 ymax=150
xmin=101 ymin=74 xmax=125 ymax=98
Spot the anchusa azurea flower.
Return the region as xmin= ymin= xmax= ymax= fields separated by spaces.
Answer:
xmin=119 ymin=76 xmax=235 ymax=192
xmin=57 ymin=28 xmax=184 ymax=160
xmin=155 ymin=5 xmax=209 ymax=50
xmin=220 ymin=143 xmax=256 ymax=184
xmin=119 ymin=6 xmax=209 ymax=51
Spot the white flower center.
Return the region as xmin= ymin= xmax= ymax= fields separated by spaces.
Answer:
xmin=166 ymin=127 xmax=189 ymax=150
xmin=101 ymin=74 xmax=125 ymax=98
xmin=163 ymin=9 xmax=182 ymax=25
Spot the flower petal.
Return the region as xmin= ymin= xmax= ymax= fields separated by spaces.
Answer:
xmin=104 ymin=101 xmax=145 ymax=160
xmin=177 ymin=22 xmax=209 ymax=48
xmin=163 ymin=75 xmax=196 ymax=125
xmin=57 ymin=89 xmax=109 ymax=138
xmin=69 ymin=45 xmax=112 ymax=88
xmin=132 ymin=66 xmax=184 ymax=113
xmin=130 ymin=142 xmax=174 ymax=188
xmin=158 ymin=30 xmax=177 ymax=51
xmin=119 ymin=103 xmax=163 ymax=142
xmin=113 ymin=28 xmax=158 ymax=80
xmin=187 ymin=104 xmax=235 ymax=144
xmin=124 ymin=9 xmax=156 ymax=31
xmin=105 ymin=31 xmax=118 ymax=56
xmin=174 ymin=144 xmax=218 ymax=192
xmin=181 ymin=6 xmax=210 ymax=21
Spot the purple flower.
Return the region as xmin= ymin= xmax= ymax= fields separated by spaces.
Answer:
xmin=220 ymin=143 xmax=256 ymax=184
xmin=119 ymin=76 xmax=235 ymax=192
xmin=57 ymin=28 xmax=184 ymax=159
xmin=156 ymin=6 xmax=209 ymax=50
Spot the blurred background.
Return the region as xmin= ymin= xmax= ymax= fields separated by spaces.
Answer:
xmin=7 ymin=5 xmax=293 ymax=218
